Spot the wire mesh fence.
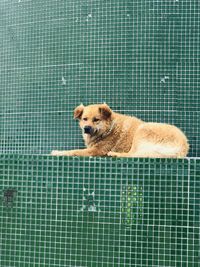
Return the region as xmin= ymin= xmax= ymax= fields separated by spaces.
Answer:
xmin=0 ymin=0 xmax=199 ymax=156
xmin=0 ymin=156 xmax=199 ymax=267
xmin=0 ymin=0 xmax=199 ymax=266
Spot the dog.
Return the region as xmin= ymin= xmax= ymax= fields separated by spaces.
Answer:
xmin=51 ymin=103 xmax=189 ymax=158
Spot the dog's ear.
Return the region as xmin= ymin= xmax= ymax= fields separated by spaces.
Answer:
xmin=74 ymin=104 xmax=84 ymax=119
xmin=99 ymin=103 xmax=112 ymax=119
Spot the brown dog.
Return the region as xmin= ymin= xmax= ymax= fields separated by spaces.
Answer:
xmin=51 ymin=103 xmax=189 ymax=158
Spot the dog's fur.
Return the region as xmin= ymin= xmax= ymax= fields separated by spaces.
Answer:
xmin=51 ymin=103 xmax=189 ymax=158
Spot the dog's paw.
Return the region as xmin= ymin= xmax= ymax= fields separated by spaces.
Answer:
xmin=51 ymin=150 xmax=60 ymax=156
xmin=107 ymin=151 xmax=119 ymax=157
xmin=51 ymin=150 xmax=74 ymax=156
xmin=51 ymin=150 xmax=65 ymax=156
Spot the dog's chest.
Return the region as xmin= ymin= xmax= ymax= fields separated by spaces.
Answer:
xmin=83 ymin=134 xmax=90 ymax=147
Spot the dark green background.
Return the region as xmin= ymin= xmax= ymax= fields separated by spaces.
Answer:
xmin=0 ymin=156 xmax=199 ymax=267
xmin=0 ymin=0 xmax=199 ymax=156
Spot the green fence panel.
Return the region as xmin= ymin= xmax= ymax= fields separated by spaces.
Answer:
xmin=0 ymin=1 xmax=199 ymax=266
xmin=0 ymin=156 xmax=199 ymax=267
xmin=0 ymin=0 xmax=199 ymax=156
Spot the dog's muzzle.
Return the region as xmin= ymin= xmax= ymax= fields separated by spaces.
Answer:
xmin=83 ymin=126 xmax=93 ymax=135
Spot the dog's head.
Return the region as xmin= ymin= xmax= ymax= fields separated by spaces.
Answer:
xmin=73 ymin=103 xmax=113 ymax=137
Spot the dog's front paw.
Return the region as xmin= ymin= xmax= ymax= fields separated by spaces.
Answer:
xmin=51 ymin=150 xmax=61 ymax=156
xmin=51 ymin=150 xmax=74 ymax=156
xmin=51 ymin=150 xmax=66 ymax=156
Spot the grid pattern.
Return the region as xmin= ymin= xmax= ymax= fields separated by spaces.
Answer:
xmin=0 ymin=1 xmax=199 ymax=266
xmin=0 ymin=0 xmax=199 ymax=156
xmin=0 ymin=156 xmax=199 ymax=267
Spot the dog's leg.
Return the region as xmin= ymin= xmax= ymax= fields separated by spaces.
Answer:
xmin=51 ymin=148 xmax=105 ymax=157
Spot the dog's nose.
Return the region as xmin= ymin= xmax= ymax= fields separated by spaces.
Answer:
xmin=84 ymin=126 xmax=93 ymax=134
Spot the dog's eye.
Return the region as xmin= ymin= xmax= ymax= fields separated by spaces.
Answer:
xmin=93 ymin=118 xmax=100 ymax=122
xmin=83 ymin=118 xmax=88 ymax=121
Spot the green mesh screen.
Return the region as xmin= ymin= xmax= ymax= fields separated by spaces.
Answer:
xmin=0 ymin=156 xmax=199 ymax=267
xmin=0 ymin=1 xmax=199 ymax=267
xmin=0 ymin=0 xmax=199 ymax=156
